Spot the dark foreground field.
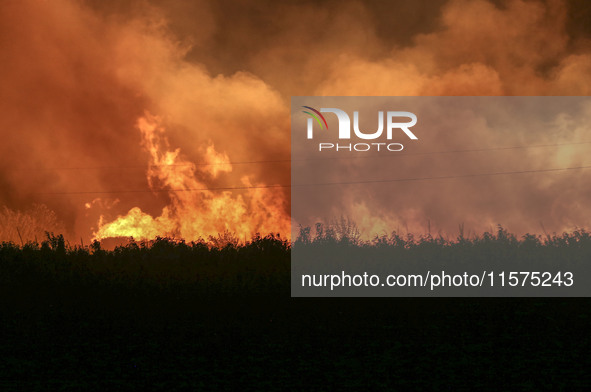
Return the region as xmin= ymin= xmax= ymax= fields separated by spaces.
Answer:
xmin=0 ymin=231 xmax=590 ymax=389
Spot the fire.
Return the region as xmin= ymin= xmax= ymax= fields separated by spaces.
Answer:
xmin=93 ymin=113 xmax=290 ymax=242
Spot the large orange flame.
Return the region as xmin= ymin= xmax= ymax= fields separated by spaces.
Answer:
xmin=93 ymin=113 xmax=290 ymax=242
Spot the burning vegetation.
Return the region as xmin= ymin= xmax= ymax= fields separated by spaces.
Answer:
xmin=93 ymin=113 xmax=290 ymax=243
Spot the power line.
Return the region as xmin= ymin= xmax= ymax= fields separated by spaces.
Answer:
xmin=5 ymin=140 xmax=591 ymax=171
xmin=37 ymin=164 xmax=591 ymax=195
xmin=306 ymin=164 xmax=591 ymax=187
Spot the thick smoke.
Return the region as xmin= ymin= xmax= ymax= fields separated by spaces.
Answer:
xmin=0 ymin=0 xmax=289 ymax=242
xmin=0 ymin=0 xmax=590 ymax=242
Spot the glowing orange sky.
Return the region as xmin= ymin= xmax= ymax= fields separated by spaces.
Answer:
xmin=0 ymin=0 xmax=590 ymax=243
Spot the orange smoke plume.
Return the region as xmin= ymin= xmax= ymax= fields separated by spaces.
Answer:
xmin=1 ymin=0 xmax=591 ymax=243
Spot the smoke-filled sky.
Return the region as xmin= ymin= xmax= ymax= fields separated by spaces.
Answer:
xmin=1 ymin=0 xmax=590 ymax=242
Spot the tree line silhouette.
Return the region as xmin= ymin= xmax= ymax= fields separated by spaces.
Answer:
xmin=0 ymin=226 xmax=590 ymax=388
xmin=0 ymin=223 xmax=589 ymax=299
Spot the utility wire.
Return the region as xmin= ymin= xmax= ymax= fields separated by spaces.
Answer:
xmin=37 ymin=164 xmax=591 ymax=196
xmin=5 ymin=141 xmax=591 ymax=171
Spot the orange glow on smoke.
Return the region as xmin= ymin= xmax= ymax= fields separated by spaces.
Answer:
xmin=2 ymin=0 xmax=591 ymax=243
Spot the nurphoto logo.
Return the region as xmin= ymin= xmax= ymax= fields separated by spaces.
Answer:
xmin=302 ymin=106 xmax=418 ymax=152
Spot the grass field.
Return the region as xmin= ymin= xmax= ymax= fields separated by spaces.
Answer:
xmin=0 ymin=229 xmax=589 ymax=388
